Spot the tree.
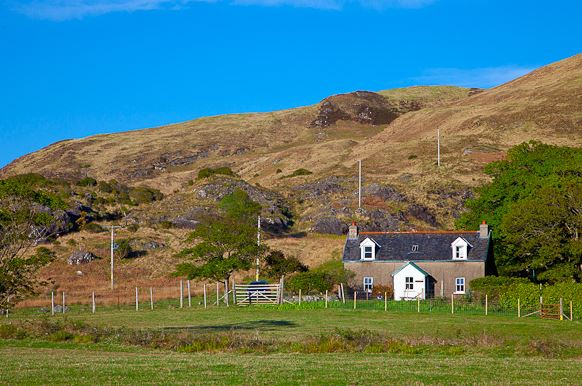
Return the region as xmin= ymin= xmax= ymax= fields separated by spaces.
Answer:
xmin=175 ymin=218 xmax=260 ymax=282
xmin=0 ymin=196 xmax=56 ymax=310
xmin=457 ymin=141 xmax=582 ymax=282
xmin=263 ymin=250 xmax=308 ymax=279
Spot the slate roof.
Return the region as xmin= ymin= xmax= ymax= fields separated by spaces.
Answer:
xmin=343 ymin=231 xmax=490 ymax=262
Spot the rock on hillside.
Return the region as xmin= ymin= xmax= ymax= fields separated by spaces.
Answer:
xmin=310 ymin=91 xmax=402 ymax=127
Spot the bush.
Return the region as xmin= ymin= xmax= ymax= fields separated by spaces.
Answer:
xmin=281 ymin=168 xmax=313 ymax=179
xmin=129 ymin=186 xmax=164 ymax=205
xmin=97 ymin=181 xmax=113 ymax=193
xmin=77 ymin=177 xmax=97 ymax=187
xmin=82 ymin=222 xmax=105 ymax=233
xmin=197 ymin=167 xmax=236 ymax=180
xmin=264 ymin=250 xmax=307 ymax=279
xmin=287 ymin=271 xmax=333 ymax=294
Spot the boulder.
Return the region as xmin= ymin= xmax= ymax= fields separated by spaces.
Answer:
xmin=67 ymin=250 xmax=98 ymax=265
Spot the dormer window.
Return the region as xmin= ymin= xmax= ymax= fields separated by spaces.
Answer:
xmin=364 ymin=246 xmax=373 ymax=259
xmin=412 ymin=245 xmax=418 ymax=252
xmin=360 ymin=238 xmax=379 ymax=261
xmin=451 ymin=237 xmax=472 ymax=260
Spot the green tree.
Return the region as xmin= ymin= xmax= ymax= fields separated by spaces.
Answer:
xmin=263 ymin=250 xmax=308 ymax=279
xmin=0 ymin=196 xmax=56 ymax=310
xmin=218 ymin=189 xmax=261 ymax=221
xmin=457 ymin=141 xmax=582 ymax=282
xmin=175 ymin=218 xmax=259 ymax=282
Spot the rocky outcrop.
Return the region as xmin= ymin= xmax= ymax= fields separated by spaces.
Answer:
xmin=196 ymin=177 xmax=293 ymax=234
xmin=67 ymin=250 xmax=98 ymax=265
xmin=310 ymin=91 xmax=402 ymax=128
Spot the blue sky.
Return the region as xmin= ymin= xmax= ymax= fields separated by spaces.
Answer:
xmin=0 ymin=0 xmax=580 ymax=167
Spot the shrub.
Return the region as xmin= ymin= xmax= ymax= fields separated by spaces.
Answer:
xmin=281 ymin=168 xmax=313 ymax=179
xmin=82 ymin=222 xmax=105 ymax=233
xmin=264 ymin=250 xmax=307 ymax=279
xmin=77 ymin=177 xmax=97 ymax=187
xmin=275 ymin=169 xmax=282 ymax=174
xmin=197 ymin=167 xmax=236 ymax=180
xmin=129 ymin=186 xmax=164 ymax=205
xmin=97 ymin=181 xmax=113 ymax=193
xmin=287 ymin=271 xmax=333 ymax=294
xmin=116 ymin=239 xmax=133 ymax=259
xmin=159 ymin=220 xmax=174 ymax=229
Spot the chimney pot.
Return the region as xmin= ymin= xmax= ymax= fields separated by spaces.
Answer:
xmin=348 ymin=223 xmax=359 ymax=240
xmin=479 ymin=221 xmax=489 ymax=239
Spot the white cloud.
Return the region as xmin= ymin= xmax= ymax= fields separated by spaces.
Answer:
xmin=233 ymin=0 xmax=435 ymax=10
xmin=412 ymin=66 xmax=535 ymax=88
xmin=13 ymin=0 xmax=212 ymax=21
xmin=12 ymin=0 xmax=435 ymax=20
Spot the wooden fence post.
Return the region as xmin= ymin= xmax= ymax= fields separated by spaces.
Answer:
xmin=299 ymin=289 xmax=302 ymax=305
xmin=325 ymin=290 xmax=328 ymax=309
xmin=203 ymin=284 xmax=207 ymax=309
xmin=150 ymin=287 xmax=154 ymax=310
xmin=485 ymin=294 xmax=488 ymax=316
xmin=180 ymin=280 xmax=184 ymax=309
xmin=232 ymin=281 xmax=237 ymax=305
xmin=340 ymin=283 xmax=346 ymax=304
xmin=51 ymin=291 xmax=54 ymax=316
xmin=187 ymin=280 xmax=191 ymax=308
xmin=92 ymin=292 xmax=95 ymax=314
xmin=384 ymin=292 xmax=387 ymax=312
xmin=225 ymin=280 xmax=229 ymax=307
xmin=62 ymin=292 xmax=65 ymax=314
xmin=417 ymin=297 xmax=420 ymax=313
xmin=216 ymin=282 xmax=219 ymax=306
xmin=135 ymin=287 xmax=139 ymax=311
xmin=570 ymin=301 xmax=573 ymax=321
xmin=559 ymin=298 xmax=563 ymax=321
xmin=518 ymin=298 xmax=521 ymax=318
xmin=353 ymin=291 xmax=357 ymax=309
xmin=451 ymin=294 xmax=454 ymax=314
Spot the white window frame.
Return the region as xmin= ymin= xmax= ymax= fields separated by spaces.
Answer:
xmin=364 ymin=246 xmax=373 ymax=259
xmin=451 ymin=237 xmax=470 ymax=260
xmin=363 ymin=277 xmax=373 ymax=293
xmin=405 ymin=276 xmax=414 ymax=290
xmin=411 ymin=244 xmax=419 ymax=252
xmin=455 ymin=277 xmax=465 ymax=294
xmin=360 ymin=238 xmax=378 ymax=261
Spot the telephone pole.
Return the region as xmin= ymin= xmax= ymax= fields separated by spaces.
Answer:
xmin=109 ymin=225 xmax=122 ymax=290
xmin=358 ymin=160 xmax=362 ymax=209
xmin=255 ymin=215 xmax=261 ymax=281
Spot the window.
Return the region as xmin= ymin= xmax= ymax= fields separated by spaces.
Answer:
xmin=405 ymin=277 xmax=414 ymax=290
xmin=364 ymin=246 xmax=373 ymax=259
xmin=455 ymin=277 xmax=465 ymax=294
xmin=363 ymin=277 xmax=373 ymax=293
xmin=455 ymin=245 xmax=463 ymax=259
xmin=411 ymin=244 xmax=419 ymax=252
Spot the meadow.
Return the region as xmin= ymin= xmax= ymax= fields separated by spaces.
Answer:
xmin=1 ymin=305 xmax=582 ymax=385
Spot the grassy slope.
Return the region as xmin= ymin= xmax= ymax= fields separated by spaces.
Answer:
xmin=1 ymin=308 xmax=582 ymax=384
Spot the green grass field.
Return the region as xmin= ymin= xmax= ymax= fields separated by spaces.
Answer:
xmin=1 ymin=306 xmax=582 ymax=385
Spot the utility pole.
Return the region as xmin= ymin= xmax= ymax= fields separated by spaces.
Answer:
xmin=109 ymin=225 xmax=122 ymax=290
xmin=255 ymin=215 xmax=261 ymax=281
xmin=437 ymin=129 xmax=441 ymax=168
xmin=358 ymin=159 xmax=362 ymax=209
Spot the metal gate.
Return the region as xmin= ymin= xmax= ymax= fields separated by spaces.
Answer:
xmin=234 ymin=283 xmax=282 ymax=306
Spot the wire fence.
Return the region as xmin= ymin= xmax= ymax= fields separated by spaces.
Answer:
xmin=7 ymin=281 xmax=578 ymax=321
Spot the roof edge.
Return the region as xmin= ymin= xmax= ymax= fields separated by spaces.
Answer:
xmin=360 ymin=230 xmax=478 ymax=235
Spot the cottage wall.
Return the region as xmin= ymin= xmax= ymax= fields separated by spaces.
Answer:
xmin=344 ymin=261 xmax=485 ymax=298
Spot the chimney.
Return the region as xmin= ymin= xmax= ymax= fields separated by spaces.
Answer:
xmin=479 ymin=220 xmax=489 ymax=239
xmin=348 ymin=222 xmax=359 ymax=240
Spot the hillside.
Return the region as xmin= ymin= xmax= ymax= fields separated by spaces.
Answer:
xmin=2 ymin=54 xmax=582 ymax=297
